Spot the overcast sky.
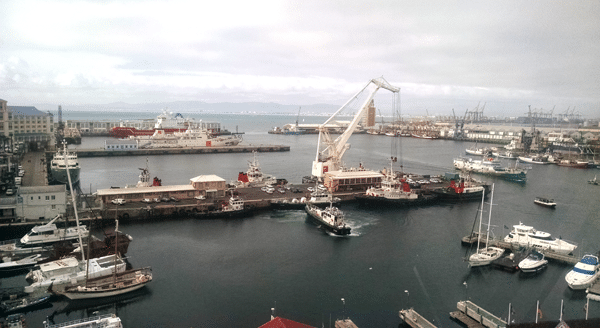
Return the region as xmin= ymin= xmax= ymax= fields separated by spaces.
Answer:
xmin=1 ymin=0 xmax=598 ymax=118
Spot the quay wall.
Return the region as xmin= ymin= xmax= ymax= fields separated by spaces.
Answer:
xmin=48 ymin=145 xmax=290 ymax=158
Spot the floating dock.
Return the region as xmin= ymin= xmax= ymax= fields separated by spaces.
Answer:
xmin=399 ymin=308 xmax=438 ymax=328
xmin=54 ymin=145 xmax=290 ymax=158
xmin=452 ymin=301 xmax=506 ymax=328
xmin=334 ymin=319 xmax=360 ymax=328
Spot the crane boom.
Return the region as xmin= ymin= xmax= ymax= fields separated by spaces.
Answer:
xmin=312 ymin=77 xmax=400 ymax=179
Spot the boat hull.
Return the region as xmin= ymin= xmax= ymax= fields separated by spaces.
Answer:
xmin=50 ymin=167 xmax=81 ymax=185
xmin=60 ymin=281 xmax=148 ymax=300
xmin=355 ymin=194 xmax=437 ymax=207
xmin=305 ymin=206 xmax=350 ymax=236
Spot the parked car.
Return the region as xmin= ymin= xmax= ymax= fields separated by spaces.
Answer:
xmin=141 ymin=198 xmax=153 ymax=203
xmin=161 ymin=197 xmax=170 ymax=202
xmin=170 ymin=196 xmax=180 ymax=202
xmin=112 ymin=198 xmax=126 ymax=205
xmin=317 ymin=184 xmax=327 ymax=191
xmin=5 ymin=189 xmax=14 ymax=196
xmin=153 ymin=198 xmax=161 ymax=203
xmin=194 ymin=195 xmax=206 ymax=200
xmin=307 ymin=187 xmax=315 ymax=192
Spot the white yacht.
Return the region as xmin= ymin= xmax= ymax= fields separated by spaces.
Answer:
xmin=50 ymin=147 xmax=80 ymax=185
xmin=24 ymin=254 xmax=126 ymax=293
xmin=468 ymin=184 xmax=505 ymax=267
xmin=0 ymin=215 xmax=87 ymax=256
xmin=504 ymin=222 xmax=577 ymax=255
xmin=518 ymin=251 xmax=548 ymax=273
xmin=565 ymin=255 xmax=600 ymax=290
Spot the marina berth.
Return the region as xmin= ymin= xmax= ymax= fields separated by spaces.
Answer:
xmin=503 ymin=222 xmax=577 ymax=255
xmin=565 ymin=254 xmax=600 ymax=290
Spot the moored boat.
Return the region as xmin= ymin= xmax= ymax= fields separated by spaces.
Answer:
xmin=432 ymin=176 xmax=487 ymax=201
xmin=233 ymin=151 xmax=278 ymax=188
xmin=468 ymin=184 xmax=505 ymax=267
xmin=465 ymin=146 xmax=492 ymax=156
xmin=0 ymin=254 xmax=47 ymax=272
xmin=43 ymin=313 xmax=123 ymax=328
xmin=50 ymin=148 xmax=80 ymax=185
xmin=56 ymin=267 xmax=152 ymax=300
xmin=454 ymin=157 xmax=527 ymax=182
xmin=557 ymin=159 xmax=588 ymax=168
xmin=504 ymin=222 xmax=577 ymax=255
xmin=518 ymin=154 xmax=551 ymax=164
xmin=492 ymin=150 xmax=518 ymax=159
xmin=134 ymin=127 xmax=241 ymax=149
xmin=565 ymin=254 xmax=600 ymax=290
xmin=518 ymin=251 xmax=548 ymax=273
xmin=305 ymin=203 xmax=351 ymax=236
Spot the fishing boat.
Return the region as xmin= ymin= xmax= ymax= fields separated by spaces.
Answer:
xmin=492 ymin=150 xmax=518 ymax=159
xmin=135 ymin=127 xmax=241 ymax=149
xmin=233 ymin=151 xmax=278 ymax=188
xmin=518 ymin=154 xmax=551 ymax=164
xmin=357 ymin=159 xmax=422 ymax=206
xmin=503 ymin=222 xmax=577 ymax=255
xmin=305 ymin=203 xmax=351 ymax=236
xmin=557 ymin=159 xmax=588 ymax=168
xmin=453 ymin=157 xmax=527 ymax=182
xmin=534 ymin=197 xmax=556 ymax=208
xmin=565 ymin=254 xmax=600 ymax=290
xmin=432 ymin=176 xmax=487 ymax=201
xmin=518 ymin=251 xmax=548 ymax=273
xmin=50 ymin=147 xmax=80 ymax=185
xmin=468 ymin=184 xmax=505 ymax=267
xmin=465 ymin=146 xmax=492 ymax=156
xmin=43 ymin=313 xmax=123 ymax=328
xmin=0 ymin=215 xmax=87 ymax=256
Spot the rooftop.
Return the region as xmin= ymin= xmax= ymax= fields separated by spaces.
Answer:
xmin=19 ymin=185 xmax=66 ymax=194
xmin=8 ymin=106 xmax=51 ymax=116
xmin=97 ymin=185 xmax=195 ymax=196
xmin=190 ymin=175 xmax=226 ymax=183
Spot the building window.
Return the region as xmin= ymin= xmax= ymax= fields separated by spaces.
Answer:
xmin=52 ymin=205 xmax=56 ymax=209
xmin=51 ymin=195 xmax=55 ymax=200
xmin=45 ymin=196 xmax=50 ymax=201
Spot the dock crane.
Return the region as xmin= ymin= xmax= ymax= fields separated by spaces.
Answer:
xmin=311 ymin=77 xmax=400 ymax=180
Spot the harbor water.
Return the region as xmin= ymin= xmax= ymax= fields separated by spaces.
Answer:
xmin=2 ymin=113 xmax=600 ymax=327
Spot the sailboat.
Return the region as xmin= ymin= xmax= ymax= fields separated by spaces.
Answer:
xmin=56 ymin=220 xmax=152 ymax=299
xmin=468 ymin=184 xmax=505 ymax=267
xmin=25 ymin=143 xmax=126 ymax=294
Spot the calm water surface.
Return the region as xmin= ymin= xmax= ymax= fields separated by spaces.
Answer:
xmin=3 ymin=113 xmax=600 ymax=327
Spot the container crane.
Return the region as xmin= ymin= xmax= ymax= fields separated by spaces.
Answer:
xmin=311 ymin=77 xmax=400 ymax=180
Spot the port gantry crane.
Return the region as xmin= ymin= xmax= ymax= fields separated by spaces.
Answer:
xmin=311 ymin=77 xmax=400 ymax=180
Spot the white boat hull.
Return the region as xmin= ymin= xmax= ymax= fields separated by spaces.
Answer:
xmin=61 ymin=281 xmax=148 ymax=299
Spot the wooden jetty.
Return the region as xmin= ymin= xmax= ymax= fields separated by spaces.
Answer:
xmin=399 ymin=308 xmax=438 ymax=328
xmin=48 ymin=145 xmax=290 ymax=158
xmin=334 ymin=318 xmax=359 ymax=328
xmin=454 ymin=301 xmax=507 ymax=328
xmin=462 ymin=233 xmax=580 ymax=265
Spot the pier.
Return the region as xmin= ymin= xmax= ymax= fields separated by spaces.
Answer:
xmin=57 ymin=145 xmax=290 ymax=158
xmin=399 ymin=308 xmax=438 ymax=328
xmin=453 ymin=301 xmax=507 ymax=328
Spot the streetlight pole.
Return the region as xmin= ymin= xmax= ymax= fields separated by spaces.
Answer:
xmin=341 ymin=298 xmax=345 ymax=321
xmin=405 ymin=290 xmax=410 ymax=309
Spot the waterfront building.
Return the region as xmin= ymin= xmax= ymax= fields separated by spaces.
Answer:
xmin=0 ymin=197 xmax=17 ymax=223
xmin=0 ymin=98 xmax=54 ymax=148
xmin=16 ymin=185 xmax=67 ymax=221
xmin=323 ymin=169 xmax=383 ymax=192
xmin=104 ymin=139 xmax=140 ymax=151
xmin=96 ymin=174 xmax=227 ymax=206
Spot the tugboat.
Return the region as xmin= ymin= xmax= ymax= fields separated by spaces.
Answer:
xmin=233 ymin=151 xmax=278 ymax=188
xmin=432 ymin=175 xmax=487 ymax=201
xmin=305 ymin=202 xmax=351 ymax=236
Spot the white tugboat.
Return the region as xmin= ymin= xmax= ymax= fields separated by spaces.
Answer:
xmin=233 ymin=151 xmax=278 ymax=188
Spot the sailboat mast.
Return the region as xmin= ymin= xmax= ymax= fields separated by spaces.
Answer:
xmin=63 ymin=142 xmax=86 ymax=261
xmin=476 ymin=188 xmax=486 ymax=253
xmin=485 ymin=184 xmax=495 ymax=249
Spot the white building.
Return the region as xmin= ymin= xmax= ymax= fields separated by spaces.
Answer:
xmin=105 ymin=139 xmax=139 ymax=151
xmin=17 ymin=185 xmax=67 ymax=221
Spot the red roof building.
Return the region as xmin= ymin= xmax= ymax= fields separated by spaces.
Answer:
xmin=258 ymin=316 xmax=316 ymax=328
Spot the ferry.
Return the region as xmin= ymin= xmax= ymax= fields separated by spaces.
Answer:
xmin=134 ymin=128 xmax=241 ymax=149
xmin=453 ymin=157 xmax=527 ymax=182
xmin=504 ymin=222 xmax=577 ymax=255
xmin=305 ymin=203 xmax=351 ymax=236
xmin=110 ymin=108 xmax=230 ymax=138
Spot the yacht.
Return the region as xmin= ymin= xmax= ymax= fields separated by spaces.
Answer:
xmin=518 ymin=251 xmax=548 ymax=273
xmin=565 ymin=255 xmax=600 ymax=290
xmin=50 ymin=147 xmax=80 ymax=185
xmin=0 ymin=215 xmax=87 ymax=256
xmin=504 ymin=222 xmax=577 ymax=255
xmin=468 ymin=184 xmax=505 ymax=267
xmin=24 ymin=254 xmax=126 ymax=293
